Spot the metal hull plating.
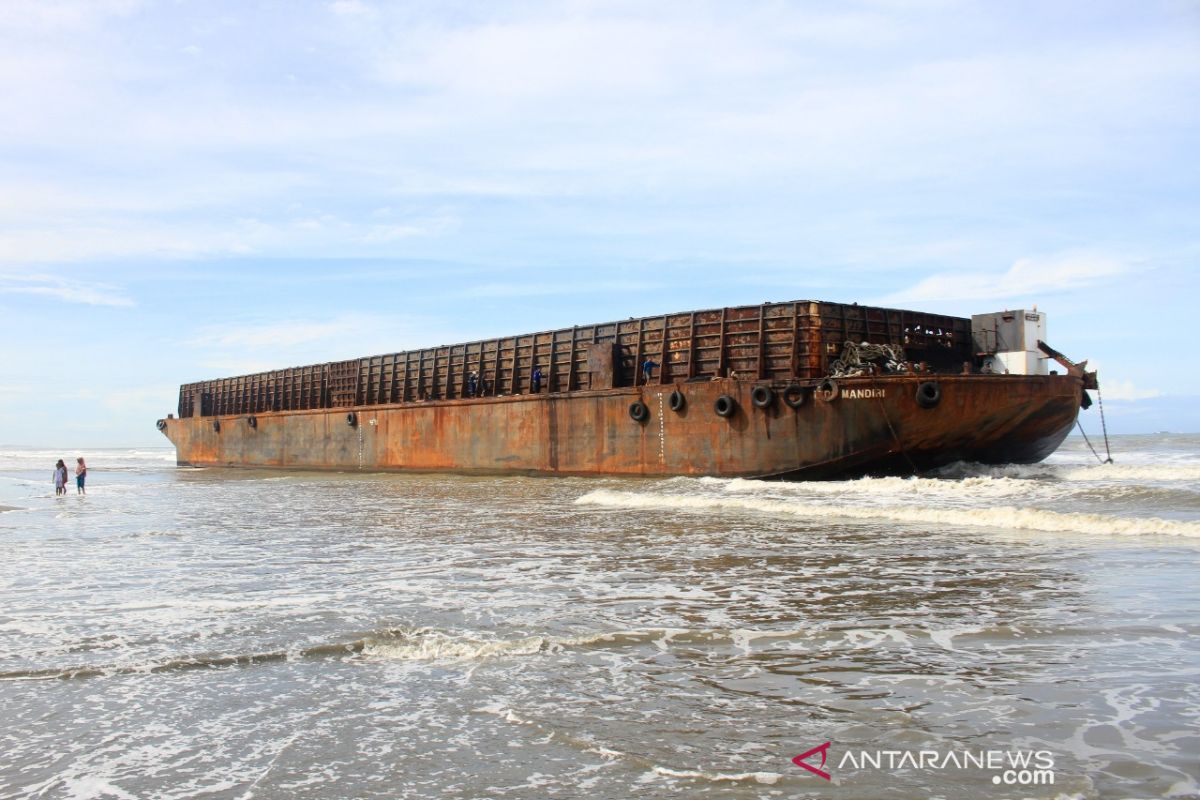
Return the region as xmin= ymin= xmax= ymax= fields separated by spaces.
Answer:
xmin=159 ymin=374 xmax=1082 ymax=479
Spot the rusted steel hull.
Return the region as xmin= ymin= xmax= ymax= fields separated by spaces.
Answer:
xmin=159 ymin=374 xmax=1082 ymax=479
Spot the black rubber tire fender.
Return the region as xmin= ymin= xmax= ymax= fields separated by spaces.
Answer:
xmin=817 ymin=379 xmax=839 ymax=402
xmin=247 ymin=416 xmax=257 ymax=428
xmin=669 ymin=389 xmax=686 ymax=413
xmin=212 ymin=420 xmax=221 ymax=433
xmin=714 ymin=394 xmax=736 ymax=418
xmin=156 ymin=419 xmax=167 ymax=431
xmin=629 ymin=401 xmax=649 ymax=423
xmin=783 ymin=384 xmax=807 ymax=409
xmin=750 ymin=385 xmax=774 ymax=409
xmin=916 ymin=381 xmax=941 ymax=409
xmin=346 ymin=411 xmax=358 ymax=427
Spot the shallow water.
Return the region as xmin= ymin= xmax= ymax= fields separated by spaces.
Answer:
xmin=1 ymin=436 xmax=1198 ymax=799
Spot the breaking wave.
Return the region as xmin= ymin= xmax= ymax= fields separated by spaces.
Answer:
xmin=646 ymin=767 xmax=782 ymax=785
xmin=0 ymin=627 xmax=704 ymax=681
xmin=0 ymin=447 xmax=176 ymax=476
xmin=0 ymin=447 xmax=174 ymax=461
xmin=711 ymin=475 xmax=1034 ymax=500
xmin=360 ymin=629 xmax=551 ymax=662
xmin=0 ymin=641 xmax=366 ymax=682
xmin=360 ymin=626 xmax=829 ymax=662
xmin=708 ymin=474 xmax=1200 ymax=509
xmin=2 ymin=623 xmax=952 ymax=682
xmin=575 ymin=489 xmax=1200 ymax=538
xmin=935 ymin=461 xmax=1200 ymax=483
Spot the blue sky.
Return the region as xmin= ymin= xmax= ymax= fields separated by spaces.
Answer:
xmin=1 ymin=0 xmax=1197 ymax=446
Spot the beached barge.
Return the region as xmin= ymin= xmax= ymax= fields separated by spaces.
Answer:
xmin=157 ymin=300 xmax=1094 ymax=479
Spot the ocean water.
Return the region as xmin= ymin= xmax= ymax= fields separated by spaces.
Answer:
xmin=0 ymin=435 xmax=1197 ymax=800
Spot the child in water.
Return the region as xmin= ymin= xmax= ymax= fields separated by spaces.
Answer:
xmin=53 ymin=460 xmax=67 ymax=495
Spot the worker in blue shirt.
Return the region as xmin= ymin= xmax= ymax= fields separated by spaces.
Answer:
xmin=642 ymin=358 xmax=659 ymax=383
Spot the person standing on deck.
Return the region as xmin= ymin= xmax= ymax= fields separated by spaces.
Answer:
xmin=642 ymin=358 xmax=659 ymax=383
xmin=531 ymin=366 xmax=543 ymax=393
xmin=75 ymin=457 xmax=87 ymax=495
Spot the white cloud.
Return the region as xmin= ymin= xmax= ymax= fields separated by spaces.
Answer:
xmin=329 ymin=0 xmax=372 ymax=16
xmin=1097 ymin=379 xmax=1161 ymax=402
xmin=363 ymin=7 xmax=914 ymax=106
xmin=9 ymin=4 xmax=1191 ymax=184
xmin=0 ymin=0 xmax=141 ymax=32
xmin=0 ymin=2 xmax=1195 ymax=271
xmin=0 ymin=227 xmax=215 ymax=264
xmin=0 ymin=274 xmax=134 ymax=306
xmin=464 ymin=279 xmax=663 ymax=298
xmin=0 ymin=211 xmax=456 ymax=266
xmin=184 ymin=312 xmax=461 ymax=376
xmin=882 ymin=253 xmax=1128 ymax=304
xmin=96 ymin=384 xmax=180 ymax=413
xmin=0 ymin=383 xmax=35 ymax=396
xmin=189 ymin=317 xmax=376 ymax=350
xmin=195 ymin=358 xmax=286 ymax=376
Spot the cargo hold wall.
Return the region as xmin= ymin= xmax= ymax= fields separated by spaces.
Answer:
xmin=177 ymin=301 xmax=971 ymax=418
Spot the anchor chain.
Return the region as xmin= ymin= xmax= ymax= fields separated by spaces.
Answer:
xmin=1079 ymin=376 xmax=1114 ymax=465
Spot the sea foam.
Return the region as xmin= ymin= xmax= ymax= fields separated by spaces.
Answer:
xmin=575 ymin=489 xmax=1200 ymax=538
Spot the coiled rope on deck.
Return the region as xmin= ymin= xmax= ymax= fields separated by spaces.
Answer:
xmin=829 ymin=342 xmax=905 ymax=378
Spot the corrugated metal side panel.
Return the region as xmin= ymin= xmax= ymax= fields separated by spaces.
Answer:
xmin=179 ymin=301 xmax=972 ymax=415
